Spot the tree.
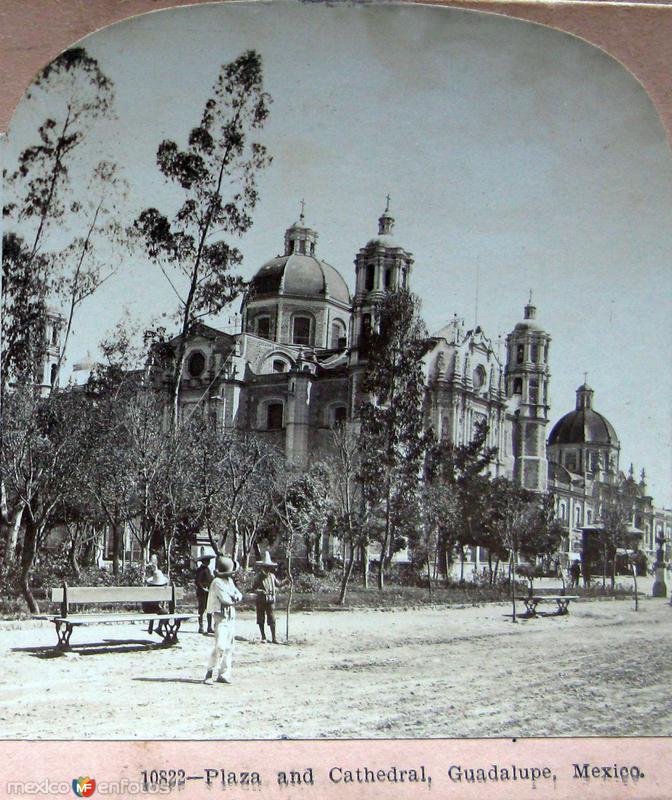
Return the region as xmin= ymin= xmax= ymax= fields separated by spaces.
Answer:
xmin=1 ymin=386 xmax=95 ymax=610
xmin=1 ymin=48 xmax=118 ymax=596
xmin=488 ymin=478 xmax=535 ymax=623
xmin=594 ymin=478 xmax=639 ymax=590
xmin=424 ymin=418 xmax=498 ymax=582
xmin=2 ymin=47 xmax=116 ymax=389
xmin=272 ymin=463 xmax=330 ymax=640
xmin=134 ymin=51 xmax=272 ymax=427
xmin=327 ymin=423 xmax=369 ymax=604
xmin=358 ymin=289 xmax=431 ymax=589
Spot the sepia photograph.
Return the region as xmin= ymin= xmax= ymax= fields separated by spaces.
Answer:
xmin=1 ymin=0 xmax=671 ymax=743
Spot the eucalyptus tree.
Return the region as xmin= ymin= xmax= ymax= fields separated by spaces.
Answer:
xmin=134 ymin=51 xmax=272 ymax=426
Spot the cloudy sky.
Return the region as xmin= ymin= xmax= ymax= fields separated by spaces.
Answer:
xmin=3 ymin=1 xmax=671 ymax=504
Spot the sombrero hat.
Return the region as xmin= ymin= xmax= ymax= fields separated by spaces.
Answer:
xmin=214 ymin=556 xmax=240 ymax=577
xmin=197 ymin=553 xmax=214 ymax=562
xmin=255 ymin=551 xmax=278 ymax=568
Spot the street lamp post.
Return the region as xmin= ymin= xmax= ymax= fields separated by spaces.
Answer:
xmin=651 ymin=533 xmax=667 ymax=598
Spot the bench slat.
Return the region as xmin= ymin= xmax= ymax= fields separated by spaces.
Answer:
xmin=531 ymin=595 xmax=578 ymax=601
xmin=52 ymin=613 xmax=196 ymax=626
xmin=51 ymin=586 xmax=183 ymax=604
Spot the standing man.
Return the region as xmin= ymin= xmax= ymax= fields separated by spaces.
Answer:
xmin=195 ymin=552 xmax=214 ymax=635
xmin=204 ymin=556 xmax=242 ymax=685
xmin=144 ymin=559 xmax=168 ymax=636
xmin=252 ymin=551 xmax=285 ymax=644
xmin=569 ymin=559 xmax=581 ymax=589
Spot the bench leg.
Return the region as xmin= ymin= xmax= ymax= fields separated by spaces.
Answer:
xmin=556 ymin=600 xmax=570 ymax=615
xmin=55 ymin=621 xmax=73 ymax=650
xmin=523 ymin=599 xmax=538 ymax=617
xmin=161 ymin=619 xmax=182 ymax=646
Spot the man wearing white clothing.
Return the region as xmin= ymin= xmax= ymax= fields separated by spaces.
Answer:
xmin=204 ymin=556 xmax=242 ymax=685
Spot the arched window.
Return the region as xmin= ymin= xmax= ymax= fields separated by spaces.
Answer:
xmin=330 ymin=319 xmax=347 ymax=350
xmin=292 ymin=316 xmax=312 ymax=346
xmin=333 ymin=406 xmax=347 ymax=425
xmin=560 ymin=502 xmax=566 ymax=521
xmin=187 ymin=351 xmax=206 ymax=378
xmin=531 ymin=343 xmax=539 ymax=362
xmin=472 ymin=365 xmax=486 ymax=389
xmin=384 ymin=268 xmax=392 ymax=289
xmin=272 ymin=359 xmax=287 ymax=373
xmin=51 ymin=326 xmax=59 ymax=347
xmin=50 ymin=363 xmax=58 ymax=386
xmin=529 ymin=378 xmax=539 ymax=404
xmin=516 ymin=344 xmax=524 ymax=364
xmin=267 ymin=403 xmax=284 ymax=430
xmin=575 ymin=505 xmax=583 ymax=527
xmin=513 ymin=378 xmax=522 ymax=395
xmin=256 ymin=316 xmax=271 ymax=340
xmin=365 ymin=264 xmax=375 ymax=292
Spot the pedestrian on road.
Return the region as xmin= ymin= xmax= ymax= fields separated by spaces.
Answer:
xmin=569 ymin=560 xmax=581 ymax=589
xmin=252 ymin=551 xmax=286 ymax=644
xmin=195 ymin=552 xmax=214 ymax=634
xmin=144 ymin=560 xmax=168 ymax=636
xmin=204 ymin=556 xmax=242 ymax=685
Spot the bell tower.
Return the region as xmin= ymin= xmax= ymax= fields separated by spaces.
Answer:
xmin=348 ymin=200 xmax=414 ymax=416
xmin=505 ymin=294 xmax=551 ymax=491
xmin=351 ymin=199 xmax=414 ymax=362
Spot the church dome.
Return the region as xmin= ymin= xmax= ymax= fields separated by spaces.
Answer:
xmin=548 ymin=383 xmax=619 ymax=446
xmin=250 ymin=255 xmax=351 ymax=304
xmin=249 ymin=209 xmax=351 ymax=305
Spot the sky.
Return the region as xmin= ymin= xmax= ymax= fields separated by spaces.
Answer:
xmin=2 ymin=1 xmax=671 ymax=505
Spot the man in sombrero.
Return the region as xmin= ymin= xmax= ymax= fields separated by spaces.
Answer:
xmin=194 ymin=550 xmax=214 ymax=635
xmin=252 ymin=551 xmax=286 ymax=644
xmin=203 ymin=555 xmax=242 ymax=685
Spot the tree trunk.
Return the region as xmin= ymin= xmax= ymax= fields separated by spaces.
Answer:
xmin=631 ymin=561 xmax=639 ymax=612
xmin=112 ymin=521 xmax=122 ymax=576
xmin=69 ymin=536 xmax=81 ymax=579
xmin=426 ymin=552 xmax=433 ymax=600
xmin=19 ymin=516 xmax=40 ymax=614
xmin=510 ymin=551 xmax=517 ymax=623
xmin=285 ymin=544 xmax=294 ymax=642
xmin=315 ymin=532 xmax=324 ymax=574
xmin=377 ymin=550 xmax=385 ymax=590
xmin=2 ymin=504 xmax=24 ymax=571
xmin=459 ymin=545 xmax=465 ymax=582
xmin=338 ymin=543 xmax=356 ymax=606
xmin=362 ymin=544 xmax=369 ymax=588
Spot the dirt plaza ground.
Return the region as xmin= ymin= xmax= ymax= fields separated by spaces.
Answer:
xmin=0 ymin=592 xmax=670 ymax=740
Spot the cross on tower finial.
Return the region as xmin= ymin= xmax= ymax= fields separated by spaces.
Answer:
xmin=583 ymin=371 xmax=588 ymax=385
xmin=385 ymin=193 xmax=391 ymax=213
xmin=299 ymin=198 xmax=306 ymax=222
xmin=528 ymin=289 xmax=533 ymax=304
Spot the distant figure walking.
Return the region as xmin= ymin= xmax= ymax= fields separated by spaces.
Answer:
xmin=569 ymin=560 xmax=581 ymax=589
xmin=252 ymin=551 xmax=286 ymax=644
xmin=144 ymin=559 xmax=168 ymax=636
xmin=204 ymin=556 xmax=242 ymax=685
xmin=195 ymin=553 xmax=214 ymax=635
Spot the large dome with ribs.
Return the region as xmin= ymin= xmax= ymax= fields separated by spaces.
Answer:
xmin=548 ymin=384 xmax=619 ymax=446
xmin=250 ymin=254 xmax=351 ymax=304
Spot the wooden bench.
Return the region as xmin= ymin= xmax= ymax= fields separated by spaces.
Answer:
xmin=522 ymin=594 xmax=579 ymax=617
xmin=36 ymin=583 xmax=196 ymax=650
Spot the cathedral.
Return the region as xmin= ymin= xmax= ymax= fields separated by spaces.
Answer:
xmin=142 ymin=202 xmax=670 ymax=573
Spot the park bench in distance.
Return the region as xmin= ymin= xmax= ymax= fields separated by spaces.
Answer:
xmin=35 ymin=583 xmax=196 ymax=650
xmin=522 ymin=591 xmax=579 ymax=617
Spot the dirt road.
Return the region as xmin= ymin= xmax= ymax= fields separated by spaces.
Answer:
xmin=1 ymin=598 xmax=670 ymax=739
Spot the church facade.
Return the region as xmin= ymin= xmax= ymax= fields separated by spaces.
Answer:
xmin=141 ymin=205 xmax=672 ymax=572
